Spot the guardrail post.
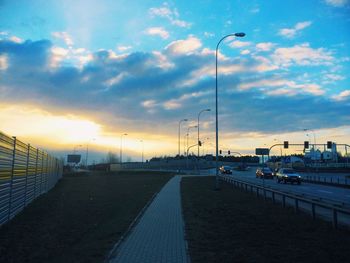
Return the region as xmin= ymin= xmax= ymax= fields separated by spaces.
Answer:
xmin=245 ymin=184 xmax=248 ymax=192
xmin=272 ymin=192 xmax=275 ymax=203
xmin=8 ymin=136 xmax=17 ymax=221
xmin=294 ymin=199 xmax=299 ymax=213
xmin=332 ymin=209 xmax=338 ymax=229
xmin=256 ymin=188 xmax=259 ymax=197
xmin=311 ymin=203 xmax=316 ymax=220
xmin=282 ymin=195 xmax=286 ymax=208
xmin=23 ymin=143 xmax=30 ymax=207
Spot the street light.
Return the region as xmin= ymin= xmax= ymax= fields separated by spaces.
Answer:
xmin=140 ymin=140 xmax=144 ymax=163
xmin=215 ymin=32 xmax=245 ymax=190
xmin=178 ymin=119 xmax=188 ymax=156
xmin=120 ymin=133 xmax=128 ymax=167
xmin=85 ymin=138 xmax=96 ymax=168
xmin=73 ymin=144 xmax=82 ymax=154
xmin=197 ymin=109 xmax=211 ymax=157
xmin=187 ymin=125 xmax=198 ymax=156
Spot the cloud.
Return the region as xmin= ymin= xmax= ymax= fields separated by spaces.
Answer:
xmin=250 ymin=6 xmax=260 ymax=13
xmin=165 ymin=36 xmax=202 ymax=55
xmin=332 ymin=90 xmax=350 ymax=101
xmin=238 ymin=78 xmax=325 ymax=96
xmin=117 ymin=45 xmax=132 ymax=52
xmin=256 ymin=42 xmax=275 ymax=52
xmin=149 ymin=4 xmax=191 ymax=28
xmin=271 ymin=43 xmax=334 ymax=67
xmin=52 ymin=31 xmax=74 ymax=46
xmin=240 ymin=49 xmax=250 ymax=55
xmin=278 ymin=21 xmax=312 ymax=39
xmin=324 ymin=0 xmax=349 ymax=7
xmin=229 ymin=40 xmax=251 ymax=48
xmin=9 ymin=36 xmax=23 ymax=43
xmin=144 ymin=27 xmax=169 ymax=39
xmin=0 ymin=54 xmax=8 ymax=70
xmin=1 ymin=37 xmax=349 ymax=138
xmin=204 ymin=32 xmax=214 ymax=38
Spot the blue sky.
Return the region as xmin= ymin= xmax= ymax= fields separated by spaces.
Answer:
xmin=0 ymin=0 xmax=350 ymax=161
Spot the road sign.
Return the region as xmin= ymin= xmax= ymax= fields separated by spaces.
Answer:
xmin=255 ymin=148 xmax=269 ymax=155
xmin=67 ymin=154 xmax=81 ymax=164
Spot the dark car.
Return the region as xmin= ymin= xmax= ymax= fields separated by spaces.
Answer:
xmin=256 ymin=167 xmax=273 ymax=179
xmin=219 ymin=166 xmax=232 ymax=174
xmin=276 ymin=168 xmax=301 ymax=184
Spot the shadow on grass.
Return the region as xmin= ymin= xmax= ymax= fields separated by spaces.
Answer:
xmin=181 ymin=176 xmax=350 ymax=263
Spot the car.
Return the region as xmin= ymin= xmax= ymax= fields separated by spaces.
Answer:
xmin=219 ymin=166 xmax=232 ymax=174
xmin=273 ymin=168 xmax=280 ymax=177
xmin=256 ymin=167 xmax=273 ymax=179
xmin=276 ymin=168 xmax=301 ymax=184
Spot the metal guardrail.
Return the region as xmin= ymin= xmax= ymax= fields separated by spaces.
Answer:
xmin=0 ymin=131 xmax=63 ymax=227
xmin=303 ymin=175 xmax=349 ymax=187
xmin=220 ymin=175 xmax=350 ymax=229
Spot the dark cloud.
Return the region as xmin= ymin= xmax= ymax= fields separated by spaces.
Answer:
xmin=0 ymin=38 xmax=349 ymax=135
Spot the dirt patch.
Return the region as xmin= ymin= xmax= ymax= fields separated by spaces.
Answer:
xmin=0 ymin=171 xmax=174 ymax=263
xmin=181 ymin=176 xmax=350 ymax=263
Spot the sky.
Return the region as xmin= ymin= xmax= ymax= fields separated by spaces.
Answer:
xmin=0 ymin=0 xmax=350 ymax=162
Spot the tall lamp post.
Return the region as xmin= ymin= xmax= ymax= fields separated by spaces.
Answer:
xmin=73 ymin=144 xmax=82 ymax=154
xmin=120 ymin=133 xmax=128 ymax=167
xmin=140 ymin=139 xmax=144 ymax=163
xmin=178 ymin=119 xmax=188 ymax=156
xmin=197 ymin=109 xmax=211 ymax=157
xmin=187 ymin=125 xmax=198 ymax=156
xmin=215 ymin=32 xmax=245 ymax=190
xmin=85 ymin=138 xmax=96 ymax=168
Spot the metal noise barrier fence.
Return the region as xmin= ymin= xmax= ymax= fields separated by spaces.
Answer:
xmin=0 ymin=131 xmax=63 ymax=227
xmin=220 ymin=175 xmax=350 ymax=229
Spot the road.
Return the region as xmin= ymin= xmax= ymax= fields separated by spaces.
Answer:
xmin=200 ymin=168 xmax=350 ymax=206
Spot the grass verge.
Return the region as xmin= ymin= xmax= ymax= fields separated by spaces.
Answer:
xmin=0 ymin=171 xmax=174 ymax=263
xmin=181 ymin=176 xmax=350 ymax=263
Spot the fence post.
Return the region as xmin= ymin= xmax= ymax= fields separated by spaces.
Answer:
xmin=45 ymin=155 xmax=49 ymax=192
xmin=40 ymin=151 xmax=44 ymax=195
xmin=332 ymin=209 xmax=338 ymax=229
xmin=34 ymin=149 xmax=39 ymax=198
xmin=294 ymin=199 xmax=299 ymax=213
xmin=8 ymin=136 xmax=17 ymax=221
xmin=272 ymin=192 xmax=275 ymax=203
xmin=282 ymin=195 xmax=286 ymax=208
xmin=23 ymin=143 xmax=30 ymax=207
xmin=311 ymin=203 xmax=316 ymax=220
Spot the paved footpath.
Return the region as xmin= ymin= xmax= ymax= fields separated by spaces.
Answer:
xmin=108 ymin=175 xmax=190 ymax=263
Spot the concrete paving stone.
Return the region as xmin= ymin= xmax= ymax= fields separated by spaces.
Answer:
xmin=109 ymin=175 xmax=190 ymax=263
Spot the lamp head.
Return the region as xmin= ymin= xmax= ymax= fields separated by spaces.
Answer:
xmin=234 ymin=32 xmax=246 ymax=37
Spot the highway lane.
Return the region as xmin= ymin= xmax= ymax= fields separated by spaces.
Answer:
xmin=227 ymin=170 xmax=350 ymax=206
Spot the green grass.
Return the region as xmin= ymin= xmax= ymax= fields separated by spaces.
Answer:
xmin=181 ymin=176 xmax=350 ymax=263
xmin=0 ymin=171 xmax=174 ymax=263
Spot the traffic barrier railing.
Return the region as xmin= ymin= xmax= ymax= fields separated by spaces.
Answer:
xmin=220 ymin=174 xmax=350 ymax=229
